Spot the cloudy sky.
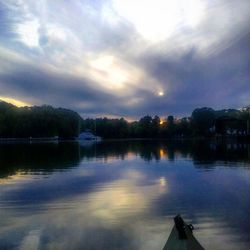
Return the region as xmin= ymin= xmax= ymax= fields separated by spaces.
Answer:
xmin=0 ymin=0 xmax=249 ymax=119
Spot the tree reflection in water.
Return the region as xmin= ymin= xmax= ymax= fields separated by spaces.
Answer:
xmin=0 ymin=140 xmax=250 ymax=250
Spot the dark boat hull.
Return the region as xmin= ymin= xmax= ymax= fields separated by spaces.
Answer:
xmin=163 ymin=216 xmax=205 ymax=250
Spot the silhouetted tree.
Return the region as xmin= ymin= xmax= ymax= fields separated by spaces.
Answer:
xmin=191 ymin=107 xmax=215 ymax=136
xmin=0 ymin=102 xmax=81 ymax=138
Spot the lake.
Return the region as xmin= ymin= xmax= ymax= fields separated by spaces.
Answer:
xmin=0 ymin=140 xmax=250 ymax=250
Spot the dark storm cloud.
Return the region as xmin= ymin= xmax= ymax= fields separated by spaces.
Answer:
xmin=137 ymin=32 xmax=250 ymax=115
xmin=0 ymin=63 xmax=121 ymax=114
xmin=0 ymin=59 xmax=151 ymax=118
xmin=0 ymin=0 xmax=250 ymax=118
xmin=0 ymin=64 xmax=133 ymax=118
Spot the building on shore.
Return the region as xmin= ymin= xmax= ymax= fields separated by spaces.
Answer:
xmin=215 ymin=117 xmax=249 ymax=136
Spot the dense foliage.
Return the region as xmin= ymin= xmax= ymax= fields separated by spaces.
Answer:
xmin=0 ymin=101 xmax=249 ymax=139
xmin=0 ymin=102 xmax=81 ymax=138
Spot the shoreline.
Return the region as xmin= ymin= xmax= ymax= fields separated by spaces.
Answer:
xmin=0 ymin=135 xmax=249 ymax=143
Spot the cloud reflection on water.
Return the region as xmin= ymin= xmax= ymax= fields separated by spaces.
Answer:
xmin=0 ymin=140 xmax=250 ymax=249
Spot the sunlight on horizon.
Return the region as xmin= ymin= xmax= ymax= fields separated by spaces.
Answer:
xmin=0 ymin=97 xmax=31 ymax=107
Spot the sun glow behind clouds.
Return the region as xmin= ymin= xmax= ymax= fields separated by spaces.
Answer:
xmin=86 ymin=54 xmax=147 ymax=93
xmin=89 ymin=55 xmax=130 ymax=89
xmin=113 ymin=0 xmax=205 ymax=42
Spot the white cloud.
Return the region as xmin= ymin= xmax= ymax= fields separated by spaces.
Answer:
xmin=16 ymin=19 xmax=40 ymax=48
xmin=0 ymin=0 xmax=249 ymax=117
xmin=112 ymin=0 xmax=206 ymax=42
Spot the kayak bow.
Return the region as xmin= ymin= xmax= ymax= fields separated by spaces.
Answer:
xmin=163 ymin=215 xmax=205 ymax=250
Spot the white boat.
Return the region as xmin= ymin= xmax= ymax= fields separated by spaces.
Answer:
xmin=78 ymin=131 xmax=101 ymax=141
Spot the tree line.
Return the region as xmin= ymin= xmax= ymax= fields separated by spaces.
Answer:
xmin=0 ymin=101 xmax=249 ymax=139
xmin=0 ymin=101 xmax=81 ymax=138
xmin=82 ymin=107 xmax=250 ymax=138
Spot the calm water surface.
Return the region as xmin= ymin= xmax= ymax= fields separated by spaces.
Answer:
xmin=0 ymin=140 xmax=250 ymax=250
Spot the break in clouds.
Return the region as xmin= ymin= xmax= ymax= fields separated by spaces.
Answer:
xmin=0 ymin=0 xmax=249 ymax=119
